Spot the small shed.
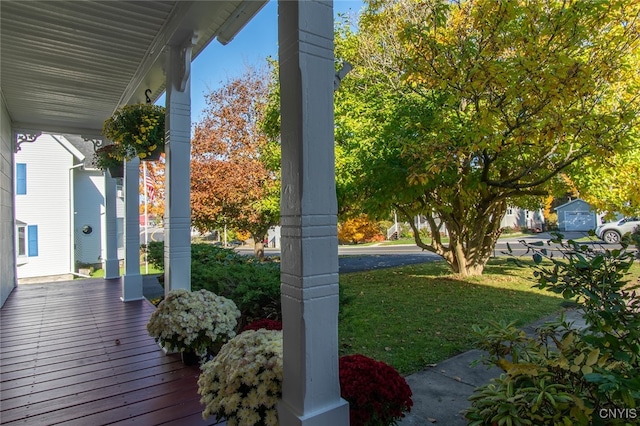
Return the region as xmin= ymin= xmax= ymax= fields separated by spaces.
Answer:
xmin=555 ymin=199 xmax=597 ymax=231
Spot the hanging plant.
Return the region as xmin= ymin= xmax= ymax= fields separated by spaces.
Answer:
xmin=93 ymin=143 xmax=125 ymax=171
xmin=102 ymin=103 xmax=165 ymax=161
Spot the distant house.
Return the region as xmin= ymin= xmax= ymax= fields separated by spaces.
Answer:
xmin=14 ymin=134 xmax=124 ymax=283
xmin=384 ymin=207 xmax=545 ymax=241
xmin=267 ymin=225 xmax=281 ymax=248
xmin=500 ymin=206 xmax=544 ymax=231
xmin=554 ymin=198 xmax=597 ymax=232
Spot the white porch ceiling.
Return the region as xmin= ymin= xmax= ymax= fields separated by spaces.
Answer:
xmin=0 ymin=0 xmax=267 ymax=137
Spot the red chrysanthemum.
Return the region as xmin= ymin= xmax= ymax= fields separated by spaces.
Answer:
xmin=339 ymin=354 xmax=413 ymax=426
xmin=241 ymin=318 xmax=283 ymax=333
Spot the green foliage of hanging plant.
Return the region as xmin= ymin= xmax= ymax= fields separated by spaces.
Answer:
xmin=93 ymin=143 xmax=125 ymax=170
xmin=102 ymin=103 xmax=165 ymax=160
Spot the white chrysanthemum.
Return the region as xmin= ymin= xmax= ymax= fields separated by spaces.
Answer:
xmin=146 ymin=289 xmax=240 ymax=355
xmin=265 ymin=410 xmax=278 ymax=426
xmin=198 ymin=330 xmax=283 ymax=425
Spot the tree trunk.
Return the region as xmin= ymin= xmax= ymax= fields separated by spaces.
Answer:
xmin=399 ymin=201 xmax=506 ymax=276
xmin=252 ymin=232 xmax=267 ymax=261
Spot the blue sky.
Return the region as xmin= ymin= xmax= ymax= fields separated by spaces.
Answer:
xmin=181 ymin=0 xmax=364 ymax=123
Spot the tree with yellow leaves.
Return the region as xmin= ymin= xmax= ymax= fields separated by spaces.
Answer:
xmin=334 ymin=0 xmax=640 ymax=275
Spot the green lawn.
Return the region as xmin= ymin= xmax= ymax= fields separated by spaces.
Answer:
xmin=90 ymin=264 xmax=163 ymax=277
xmin=338 ymin=258 xmax=568 ymax=375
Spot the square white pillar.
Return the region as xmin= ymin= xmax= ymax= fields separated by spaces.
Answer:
xmin=104 ymin=174 xmax=120 ymax=279
xmin=122 ymin=156 xmax=143 ymax=301
xmin=277 ymin=1 xmax=349 ymax=424
xmin=164 ymin=38 xmax=194 ymax=295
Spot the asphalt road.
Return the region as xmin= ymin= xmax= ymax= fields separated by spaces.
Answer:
xmin=233 ymin=232 xmax=633 ymax=273
xmin=140 ymin=227 xmax=164 ymax=244
xmin=144 ymin=229 xmax=632 ymax=273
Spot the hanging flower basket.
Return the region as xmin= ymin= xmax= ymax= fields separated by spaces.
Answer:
xmin=107 ymin=164 xmax=124 ymax=179
xmin=143 ymin=143 xmax=163 ymax=161
xmin=93 ymin=144 xmax=125 ymax=174
xmin=102 ymin=103 xmax=165 ymax=161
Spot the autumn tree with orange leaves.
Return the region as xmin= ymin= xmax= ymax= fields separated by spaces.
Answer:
xmin=191 ymin=67 xmax=279 ymax=259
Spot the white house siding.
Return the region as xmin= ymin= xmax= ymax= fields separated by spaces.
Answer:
xmin=267 ymin=225 xmax=281 ymax=248
xmin=14 ymin=134 xmax=74 ymax=282
xmin=0 ymin=97 xmax=16 ymax=306
xmin=500 ymin=208 xmax=522 ymax=229
xmin=74 ymin=170 xmax=107 ymax=266
xmin=500 ymin=207 xmax=544 ymax=231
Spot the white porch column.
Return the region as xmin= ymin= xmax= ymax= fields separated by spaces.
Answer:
xmin=277 ymin=1 xmax=349 ymax=425
xmin=104 ymin=174 xmax=120 ymax=279
xmin=122 ymin=156 xmax=143 ymax=301
xmin=163 ymin=36 xmax=194 ymax=294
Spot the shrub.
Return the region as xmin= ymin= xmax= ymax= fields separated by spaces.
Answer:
xmin=545 ymin=212 xmax=559 ymax=230
xmin=466 ymin=234 xmax=640 ymax=425
xmin=338 ymin=215 xmax=384 ymax=244
xmin=143 ymin=242 xmax=281 ymax=321
xmin=144 ymin=241 xmax=248 ymax=270
xmin=500 ymin=226 xmax=520 ymax=235
xmin=339 ymin=354 xmax=413 ymax=426
xmin=144 ymin=241 xmax=353 ymax=328
xmin=144 ymin=240 xmax=165 ymax=269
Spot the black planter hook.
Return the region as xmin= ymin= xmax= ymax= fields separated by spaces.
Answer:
xmin=145 ymin=89 xmax=152 ymax=104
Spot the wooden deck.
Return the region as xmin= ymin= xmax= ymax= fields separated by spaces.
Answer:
xmin=0 ymin=278 xmax=224 ymax=425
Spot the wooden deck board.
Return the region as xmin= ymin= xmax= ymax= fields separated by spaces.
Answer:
xmin=0 ymin=278 xmax=222 ymax=425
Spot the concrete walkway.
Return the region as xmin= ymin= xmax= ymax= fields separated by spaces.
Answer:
xmin=142 ymin=274 xmax=165 ymax=300
xmin=399 ymin=309 xmax=587 ymax=425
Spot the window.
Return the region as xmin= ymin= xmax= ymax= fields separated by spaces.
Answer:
xmin=506 ymin=208 xmax=514 ymax=216
xmin=16 ymin=222 xmax=36 ymax=262
xmin=17 ymin=225 xmax=26 ymax=256
xmin=16 ymin=163 xmax=27 ymax=195
xmin=27 ymin=225 xmax=38 ymax=257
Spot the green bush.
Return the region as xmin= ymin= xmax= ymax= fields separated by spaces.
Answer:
xmin=466 ymin=234 xmax=640 ymax=426
xmin=144 ymin=241 xmax=353 ymax=329
xmin=143 ymin=242 xmax=281 ymax=322
xmin=145 ymin=241 xmax=165 ymax=269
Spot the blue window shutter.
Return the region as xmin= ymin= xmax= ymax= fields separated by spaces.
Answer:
xmin=28 ymin=225 xmax=38 ymax=257
xmin=16 ymin=163 xmax=27 ymax=195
